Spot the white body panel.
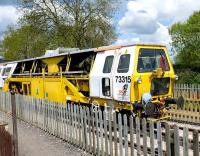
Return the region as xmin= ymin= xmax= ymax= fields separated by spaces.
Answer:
xmin=90 ymin=46 xmax=136 ymax=102
xmin=0 ymin=63 xmax=17 ymax=88
xmin=90 ymin=50 xmax=117 ymax=98
xmin=112 ymin=46 xmax=136 ymax=102
xmin=89 ymin=53 xmax=103 ymax=97
xmin=0 ymin=65 xmax=4 ymax=88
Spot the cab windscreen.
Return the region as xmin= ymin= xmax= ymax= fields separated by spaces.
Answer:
xmin=137 ymin=48 xmax=170 ymax=73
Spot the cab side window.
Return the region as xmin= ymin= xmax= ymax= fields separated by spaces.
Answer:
xmin=102 ymin=78 xmax=111 ymax=96
xmin=117 ymin=54 xmax=130 ymax=73
xmin=2 ymin=67 xmax=11 ymax=76
xmin=103 ymin=55 xmax=114 ymax=73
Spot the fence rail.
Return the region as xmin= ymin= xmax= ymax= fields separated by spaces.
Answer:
xmin=0 ymin=91 xmax=199 ymax=156
xmin=168 ymin=103 xmax=200 ymax=123
xmin=170 ymin=83 xmax=200 ymax=122
xmin=173 ymin=84 xmax=200 ymax=103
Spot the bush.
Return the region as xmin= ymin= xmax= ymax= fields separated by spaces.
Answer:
xmin=176 ymin=69 xmax=200 ymax=84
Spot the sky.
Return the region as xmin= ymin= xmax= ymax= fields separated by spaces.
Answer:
xmin=1 ymin=0 xmax=200 ymax=51
xmin=0 ymin=0 xmax=20 ymax=40
xmin=116 ymin=0 xmax=200 ymax=50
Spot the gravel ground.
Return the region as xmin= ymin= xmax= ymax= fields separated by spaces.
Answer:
xmin=0 ymin=111 xmax=90 ymax=156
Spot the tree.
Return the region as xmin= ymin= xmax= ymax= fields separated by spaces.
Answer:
xmin=22 ymin=0 xmax=117 ymax=48
xmin=2 ymin=0 xmax=118 ymax=60
xmin=170 ymin=11 xmax=200 ymax=83
xmin=3 ymin=25 xmax=49 ymax=60
xmin=170 ymin=11 xmax=200 ymax=67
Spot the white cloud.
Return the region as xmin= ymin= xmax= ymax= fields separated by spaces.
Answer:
xmin=0 ymin=5 xmax=21 ymax=39
xmin=140 ymin=24 xmax=171 ymax=44
xmin=117 ymin=0 xmax=200 ymax=46
xmin=116 ymin=24 xmax=171 ymax=46
xmin=119 ymin=9 xmax=159 ymax=34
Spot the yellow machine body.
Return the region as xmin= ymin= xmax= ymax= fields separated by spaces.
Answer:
xmin=131 ymin=45 xmax=175 ymax=103
xmin=2 ymin=44 xmax=178 ymax=117
xmin=3 ymin=77 xmax=89 ymax=103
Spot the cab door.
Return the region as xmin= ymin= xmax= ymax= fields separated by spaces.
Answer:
xmin=99 ymin=50 xmax=116 ymax=99
xmin=0 ymin=66 xmax=3 ymax=88
xmin=90 ymin=50 xmax=117 ymax=99
xmin=113 ymin=46 xmax=135 ymax=102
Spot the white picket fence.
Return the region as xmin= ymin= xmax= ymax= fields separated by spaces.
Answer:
xmin=0 ymin=91 xmax=199 ymax=156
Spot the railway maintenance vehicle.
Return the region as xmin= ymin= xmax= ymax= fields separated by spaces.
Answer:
xmin=1 ymin=44 xmax=184 ymax=118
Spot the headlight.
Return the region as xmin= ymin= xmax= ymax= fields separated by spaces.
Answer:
xmin=137 ymin=76 xmax=142 ymax=84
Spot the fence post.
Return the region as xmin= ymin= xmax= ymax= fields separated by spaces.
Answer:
xmin=113 ymin=112 xmax=118 ymax=156
xmin=95 ymin=108 xmax=99 ymax=155
xmin=149 ymin=120 xmax=155 ymax=156
xmin=123 ymin=114 xmax=128 ymax=156
xmin=136 ymin=117 xmax=141 ymax=156
xmin=118 ymin=113 xmax=123 ymax=156
xmin=165 ymin=123 xmax=171 ymax=156
xmin=183 ymin=127 xmax=189 ymax=156
xmin=109 ymin=112 xmax=113 ymax=156
xmin=157 ymin=122 xmax=163 ymax=156
xmin=130 ymin=116 xmax=135 ymax=156
xmin=11 ymin=92 xmax=18 ymax=156
xmin=99 ymin=110 xmax=103 ymax=155
xmin=193 ymin=130 xmax=199 ymax=156
xmin=103 ymin=111 xmax=108 ymax=156
xmin=142 ymin=118 xmax=147 ymax=156
xmin=173 ymin=125 xmax=180 ymax=156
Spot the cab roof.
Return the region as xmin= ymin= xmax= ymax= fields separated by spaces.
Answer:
xmin=94 ymin=44 xmax=166 ymax=52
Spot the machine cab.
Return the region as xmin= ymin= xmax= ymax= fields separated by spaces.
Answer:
xmin=90 ymin=44 xmax=176 ymax=113
xmin=131 ymin=45 xmax=175 ymax=102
